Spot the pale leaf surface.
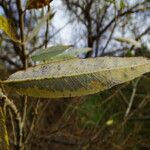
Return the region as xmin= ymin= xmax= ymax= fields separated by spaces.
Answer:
xmin=2 ymin=57 xmax=150 ymax=98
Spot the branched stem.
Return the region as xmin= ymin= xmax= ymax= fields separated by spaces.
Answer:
xmin=8 ymin=109 xmax=17 ymax=146
xmin=0 ymin=89 xmax=22 ymax=150
xmin=16 ymin=0 xmax=28 ymax=149
xmin=22 ymin=100 xmax=40 ymax=149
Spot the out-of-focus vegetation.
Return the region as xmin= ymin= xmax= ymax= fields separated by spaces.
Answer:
xmin=0 ymin=0 xmax=150 ymax=149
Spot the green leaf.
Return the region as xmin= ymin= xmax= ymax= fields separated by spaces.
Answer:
xmin=0 ymin=16 xmax=19 ymax=43
xmin=31 ymin=45 xmax=72 ymax=61
xmin=2 ymin=57 xmax=150 ymax=99
xmin=120 ymin=0 xmax=126 ymax=10
xmin=49 ymin=48 xmax=92 ymax=62
xmin=26 ymin=0 xmax=53 ymax=10
xmin=25 ymin=11 xmax=54 ymax=43
xmin=0 ymin=107 xmax=9 ymax=150
xmin=115 ymin=37 xmax=142 ymax=48
xmin=31 ymin=47 xmax=92 ymax=62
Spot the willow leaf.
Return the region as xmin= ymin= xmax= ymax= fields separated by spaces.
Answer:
xmin=2 ymin=57 xmax=150 ymax=99
xmin=0 ymin=16 xmax=19 ymax=43
xmin=115 ymin=37 xmax=142 ymax=48
xmin=31 ymin=45 xmax=72 ymax=61
xmin=47 ymin=48 xmax=92 ymax=62
xmin=31 ymin=47 xmax=92 ymax=62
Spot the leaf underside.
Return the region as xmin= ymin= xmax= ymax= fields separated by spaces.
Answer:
xmin=31 ymin=45 xmax=72 ymax=61
xmin=48 ymin=48 xmax=92 ymax=62
xmin=2 ymin=57 xmax=150 ymax=99
xmin=31 ymin=46 xmax=92 ymax=62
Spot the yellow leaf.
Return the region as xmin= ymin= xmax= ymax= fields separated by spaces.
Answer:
xmin=0 ymin=16 xmax=19 ymax=43
xmin=2 ymin=57 xmax=150 ymax=99
xmin=106 ymin=119 xmax=114 ymax=126
xmin=0 ymin=107 xmax=9 ymax=150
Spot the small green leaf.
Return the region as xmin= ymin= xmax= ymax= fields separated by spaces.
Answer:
xmin=48 ymin=48 xmax=92 ymax=62
xmin=120 ymin=0 xmax=126 ymax=10
xmin=0 ymin=16 xmax=19 ymax=43
xmin=31 ymin=45 xmax=72 ymax=61
xmin=31 ymin=47 xmax=92 ymax=62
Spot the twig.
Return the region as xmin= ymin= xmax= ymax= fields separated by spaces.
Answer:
xmin=101 ymin=18 xmax=117 ymax=56
xmin=45 ymin=4 xmax=50 ymax=48
xmin=22 ymin=100 xmax=40 ymax=149
xmin=101 ymin=2 xmax=117 ymax=56
xmin=8 ymin=109 xmax=17 ymax=146
xmin=36 ymin=100 xmax=51 ymax=124
xmin=124 ymin=78 xmax=141 ymax=118
xmin=17 ymin=0 xmax=27 ymax=68
xmin=0 ymin=89 xmax=22 ymax=149
xmin=16 ymin=0 xmax=28 ymax=149
xmin=118 ymin=90 xmax=128 ymax=105
xmin=21 ymin=96 xmax=28 ymax=139
xmin=99 ymin=1 xmax=147 ymax=36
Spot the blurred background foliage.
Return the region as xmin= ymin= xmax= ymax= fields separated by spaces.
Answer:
xmin=0 ymin=0 xmax=150 ymax=149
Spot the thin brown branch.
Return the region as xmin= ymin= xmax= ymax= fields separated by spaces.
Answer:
xmin=16 ymin=0 xmax=28 ymax=149
xmin=45 ymin=4 xmax=50 ymax=48
xmin=22 ymin=100 xmax=40 ymax=149
xmin=100 ymin=2 xmax=117 ymax=56
xmin=101 ymin=17 xmax=117 ymax=55
xmin=8 ymin=108 xmax=17 ymax=146
xmin=136 ymin=26 xmax=150 ymax=40
xmin=99 ymin=2 xmax=147 ymax=36
xmin=16 ymin=0 xmax=27 ymax=69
